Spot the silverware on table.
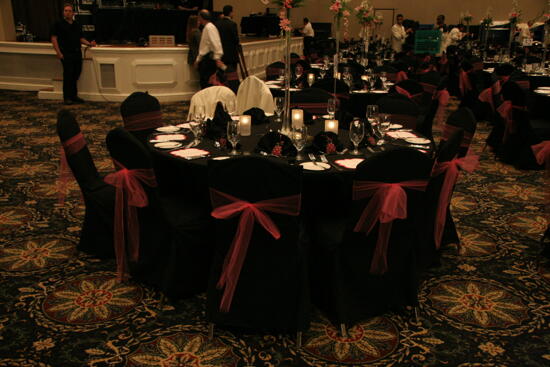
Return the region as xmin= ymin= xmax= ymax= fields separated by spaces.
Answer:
xmin=308 ymin=153 xmax=319 ymax=165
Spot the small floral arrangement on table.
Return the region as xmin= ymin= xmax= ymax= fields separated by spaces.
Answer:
xmin=509 ymin=0 xmax=521 ymax=23
xmin=461 ymin=11 xmax=473 ymax=24
xmin=272 ymin=0 xmax=306 ymax=32
xmin=355 ymin=0 xmax=379 ymax=27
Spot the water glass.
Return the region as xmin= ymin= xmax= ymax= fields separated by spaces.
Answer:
xmin=327 ymin=98 xmax=336 ymax=118
xmin=349 ymin=119 xmax=365 ymax=155
xmin=291 ymin=126 xmax=307 ymax=161
xmin=377 ymin=114 xmax=391 ymax=145
xmin=274 ymin=96 xmax=284 ymax=122
xmin=366 ymin=104 xmax=379 ymax=121
xmin=225 ymin=100 xmax=236 ymax=117
xmin=227 ymin=119 xmax=240 ymax=155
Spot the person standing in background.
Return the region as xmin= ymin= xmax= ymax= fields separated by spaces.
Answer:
xmin=51 ymin=3 xmax=96 ymax=105
xmin=391 ymin=14 xmax=411 ymax=53
xmin=186 ymin=15 xmax=202 ymax=65
xmin=215 ymin=5 xmax=240 ymax=91
xmin=194 ymin=9 xmax=225 ymax=89
xmin=301 ymin=18 xmax=315 ymax=56
xmin=434 ymin=14 xmax=448 ymax=54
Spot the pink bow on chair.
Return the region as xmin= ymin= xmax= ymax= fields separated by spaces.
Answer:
xmin=210 ymin=189 xmax=301 ymax=312
xmin=431 ymin=154 xmax=479 ymax=249
xmin=104 ymin=160 xmax=157 ymax=282
xmin=352 ymin=180 xmax=428 ymax=274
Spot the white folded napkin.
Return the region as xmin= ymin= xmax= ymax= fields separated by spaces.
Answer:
xmin=149 ymin=134 xmax=187 ymax=142
xmin=176 ymin=122 xmax=191 ymax=129
xmin=170 ymin=148 xmax=210 ymax=159
xmin=386 ymin=131 xmax=417 ymax=139
xmin=334 ymin=158 xmax=364 ymax=169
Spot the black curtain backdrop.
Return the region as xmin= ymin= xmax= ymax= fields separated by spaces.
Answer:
xmin=11 ymin=0 xmax=66 ymax=41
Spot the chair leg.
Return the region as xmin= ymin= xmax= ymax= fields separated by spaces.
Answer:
xmin=339 ymin=323 xmax=347 ymax=338
xmin=208 ymin=323 xmax=214 ymax=341
xmin=296 ymin=331 xmax=302 ymax=348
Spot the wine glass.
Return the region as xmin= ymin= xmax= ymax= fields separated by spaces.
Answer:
xmin=380 ymin=72 xmax=387 ymax=90
xmin=327 ymin=98 xmax=336 ymax=118
xmin=227 ymin=119 xmax=240 ymax=155
xmin=225 ymin=100 xmax=236 ymax=117
xmin=349 ymin=119 xmax=365 ymax=156
xmin=366 ymin=104 xmax=379 ymax=123
xmin=377 ymin=114 xmax=391 ymax=145
xmin=291 ymin=125 xmax=307 ymax=161
xmin=274 ymin=96 xmax=284 ymax=122
xmin=319 ymin=66 xmax=327 ymax=79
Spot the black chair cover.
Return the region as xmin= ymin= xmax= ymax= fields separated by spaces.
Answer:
xmin=445 ymin=107 xmax=477 ymax=157
xmin=206 ymin=157 xmax=310 ymax=332
xmin=377 ymin=94 xmax=420 ymax=129
xmin=56 ymin=110 xmax=115 ymax=259
xmin=309 ymin=148 xmax=432 ymax=326
xmin=105 ymin=127 xmax=214 ymax=299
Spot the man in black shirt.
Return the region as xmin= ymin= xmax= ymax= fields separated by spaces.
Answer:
xmin=51 ymin=3 xmax=96 ymax=105
xmin=215 ymin=5 xmax=240 ymax=92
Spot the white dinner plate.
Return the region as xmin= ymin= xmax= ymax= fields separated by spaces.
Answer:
xmin=538 ymin=86 xmax=550 ymax=90
xmin=156 ymin=126 xmax=180 ymax=133
xmin=212 ymin=156 xmax=230 ymax=160
xmin=154 ymin=141 xmax=182 ymax=149
xmin=389 ymin=124 xmax=403 ymax=130
xmin=371 ymin=90 xmax=388 ymax=94
xmin=300 ymin=162 xmax=330 ymax=171
xmin=405 ymin=137 xmax=431 ymax=145
xmin=351 ymin=90 xmax=369 ymax=94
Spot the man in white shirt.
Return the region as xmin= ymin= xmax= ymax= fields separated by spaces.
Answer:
xmin=194 ymin=9 xmax=225 ymax=89
xmin=447 ymin=24 xmax=465 ymax=47
xmin=391 ymin=14 xmax=411 ymax=53
xmin=301 ymin=18 xmax=315 ymax=56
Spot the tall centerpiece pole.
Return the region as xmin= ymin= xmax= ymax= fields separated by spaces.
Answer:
xmin=508 ymin=0 xmax=522 ymax=58
xmin=275 ymin=0 xmax=305 ymax=135
xmin=543 ymin=1 xmax=550 ymax=67
xmin=482 ymin=8 xmax=493 ymax=60
xmin=355 ymin=1 xmax=376 ymax=62
xmin=461 ymin=11 xmax=472 ymax=50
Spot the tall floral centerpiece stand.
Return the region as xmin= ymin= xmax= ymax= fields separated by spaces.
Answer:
xmin=330 ymin=1 xmax=350 ymax=96
xmin=481 ymin=9 xmax=493 ymax=60
xmin=355 ymin=1 xmax=376 ymax=61
xmin=508 ymin=0 xmax=521 ymax=57
xmin=275 ymin=0 xmax=305 ymax=135
xmin=461 ymin=11 xmax=473 ymax=49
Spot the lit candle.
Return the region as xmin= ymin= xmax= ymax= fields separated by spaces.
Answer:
xmin=239 ymin=115 xmax=251 ymax=136
xmin=292 ymin=109 xmax=303 ymax=128
xmin=325 ymin=119 xmax=339 ymax=134
xmin=307 ymin=73 xmax=315 ymax=86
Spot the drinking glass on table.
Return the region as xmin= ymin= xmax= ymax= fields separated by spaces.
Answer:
xmin=366 ymin=104 xmax=379 ymax=122
xmin=227 ymin=119 xmax=240 ymax=155
xmin=380 ymin=72 xmax=388 ymax=90
xmin=327 ymin=98 xmax=336 ymax=118
xmin=377 ymin=114 xmax=391 ymax=145
xmin=291 ymin=125 xmax=307 ymax=161
xmin=319 ymin=65 xmax=327 ymax=79
xmin=225 ymin=100 xmax=236 ymax=117
xmin=274 ymin=96 xmax=284 ymax=122
xmin=349 ymin=119 xmax=365 ymax=155
xmin=307 ymin=73 xmax=316 ymax=87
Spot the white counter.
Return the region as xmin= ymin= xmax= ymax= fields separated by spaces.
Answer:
xmin=0 ymin=37 xmax=303 ymax=102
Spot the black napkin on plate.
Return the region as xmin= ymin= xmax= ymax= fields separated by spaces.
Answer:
xmin=311 ymin=131 xmax=344 ymax=154
xmin=243 ymin=107 xmax=267 ymax=125
xmin=255 ymin=131 xmax=297 ymax=157
xmin=205 ymin=101 xmax=231 ymax=140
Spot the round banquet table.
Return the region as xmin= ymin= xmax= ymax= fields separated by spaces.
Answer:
xmin=148 ymin=119 xmax=435 ymax=219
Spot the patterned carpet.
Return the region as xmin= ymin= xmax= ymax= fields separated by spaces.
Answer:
xmin=0 ymin=90 xmax=548 ymax=367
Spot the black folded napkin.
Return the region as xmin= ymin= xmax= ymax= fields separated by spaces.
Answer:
xmin=243 ymin=107 xmax=267 ymax=125
xmin=311 ymin=131 xmax=344 ymax=154
xmin=205 ymin=102 xmax=231 ymax=140
xmin=255 ymin=131 xmax=297 ymax=157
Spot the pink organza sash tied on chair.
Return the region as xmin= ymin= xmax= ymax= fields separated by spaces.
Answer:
xmin=395 ymin=86 xmax=413 ymax=99
xmin=531 ymin=141 xmax=550 ymax=168
xmin=395 ymin=71 xmax=408 ymax=83
xmin=431 ymin=154 xmax=479 ymax=249
xmin=497 ymin=101 xmax=527 ymax=143
xmin=458 ymin=70 xmax=472 ymax=97
xmin=104 ymin=160 xmax=158 ymax=282
xmin=352 ymin=180 xmax=428 ymax=275
xmin=210 ymin=188 xmax=301 ymax=312
xmin=434 ymin=89 xmax=450 ymax=126
xmin=478 ymin=87 xmax=495 ymax=111
xmin=57 ymin=132 xmax=87 ymax=205
xmin=123 ymin=111 xmax=163 ymax=131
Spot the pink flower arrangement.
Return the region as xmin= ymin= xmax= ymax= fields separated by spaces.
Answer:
xmin=330 ymin=1 xmax=341 ymax=13
xmin=279 ymin=17 xmax=291 ymax=32
xmin=343 ymin=10 xmax=350 ymax=17
xmin=283 ymin=0 xmax=292 ymax=9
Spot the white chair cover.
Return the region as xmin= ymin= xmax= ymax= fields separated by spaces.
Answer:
xmin=187 ymin=86 xmax=236 ymax=120
xmin=236 ymin=76 xmax=275 ymax=115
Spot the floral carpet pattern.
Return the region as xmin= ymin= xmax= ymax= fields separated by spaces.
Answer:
xmin=0 ymin=90 xmax=549 ymax=366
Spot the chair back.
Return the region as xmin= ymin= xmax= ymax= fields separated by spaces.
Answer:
xmin=236 ymin=76 xmax=275 ymax=114
xmin=443 ymin=107 xmax=477 ymax=156
xmin=290 ymin=88 xmax=333 ymax=115
xmin=206 ymin=157 xmax=309 ymax=331
xmin=266 ymin=61 xmax=285 ymax=80
xmin=56 ymin=110 xmax=101 ymax=191
xmin=312 ymin=78 xmax=350 ymax=95
xmin=378 ymin=94 xmax=420 ymax=129
xmin=188 ymin=86 xmax=236 ymax=120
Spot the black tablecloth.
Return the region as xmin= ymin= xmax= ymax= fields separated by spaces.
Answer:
xmin=95 ymin=8 xmax=195 ymax=44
